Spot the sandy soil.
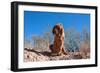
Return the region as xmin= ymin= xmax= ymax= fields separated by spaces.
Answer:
xmin=24 ymin=48 xmax=90 ymax=62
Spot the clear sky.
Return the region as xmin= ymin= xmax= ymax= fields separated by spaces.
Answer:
xmin=24 ymin=11 xmax=90 ymax=40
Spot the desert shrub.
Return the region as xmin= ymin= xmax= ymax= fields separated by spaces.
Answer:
xmin=32 ymin=36 xmax=50 ymax=51
xmin=82 ymin=27 xmax=90 ymax=47
xmin=79 ymin=27 xmax=90 ymax=58
xmin=30 ymin=25 xmax=53 ymax=52
xmin=24 ymin=39 xmax=33 ymax=49
xmin=79 ymin=42 xmax=90 ymax=57
xmin=64 ymin=28 xmax=81 ymax=52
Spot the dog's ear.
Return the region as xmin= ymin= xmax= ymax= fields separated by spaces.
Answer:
xmin=52 ymin=26 xmax=58 ymax=35
xmin=60 ymin=27 xmax=64 ymax=34
xmin=52 ymin=26 xmax=55 ymax=34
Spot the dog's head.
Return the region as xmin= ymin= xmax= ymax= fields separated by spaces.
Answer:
xmin=52 ymin=23 xmax=64 ymax=37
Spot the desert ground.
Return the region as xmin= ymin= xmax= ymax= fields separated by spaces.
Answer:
xmin=24 ymin=47 xmax=90 ymax=62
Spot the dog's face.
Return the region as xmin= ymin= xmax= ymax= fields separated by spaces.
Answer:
xmin=52 ymin=24 xmax=64 ymax=37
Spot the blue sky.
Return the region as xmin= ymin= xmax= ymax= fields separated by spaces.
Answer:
xmin=24 ymin=11 xmax=90 ymax=40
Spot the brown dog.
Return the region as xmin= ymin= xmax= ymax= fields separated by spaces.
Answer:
xmin=49 ymin=23 xmax=67 ymax=55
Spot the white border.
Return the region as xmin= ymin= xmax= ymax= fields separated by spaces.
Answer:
xmin=18 ymin=5 xmax=95 ymax=68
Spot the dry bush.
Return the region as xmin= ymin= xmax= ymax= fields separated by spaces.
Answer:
xmin=79 ymin=42 xmax=90 ymax=59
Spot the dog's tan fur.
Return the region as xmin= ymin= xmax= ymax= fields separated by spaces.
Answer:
xmin=50 ymin=23 xmax=67 ymax=55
